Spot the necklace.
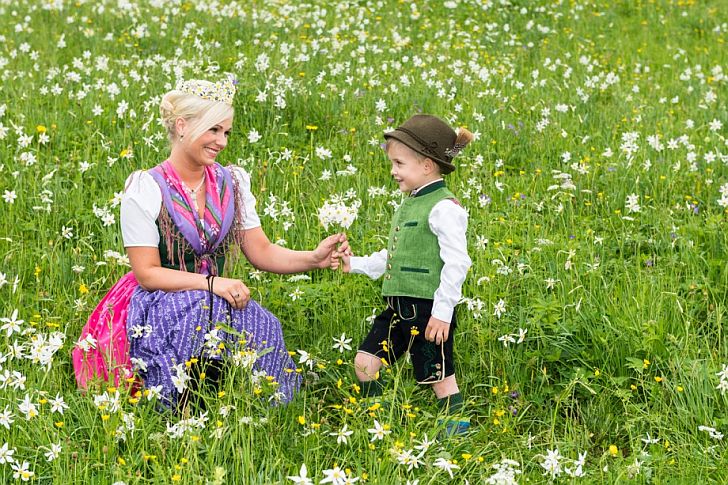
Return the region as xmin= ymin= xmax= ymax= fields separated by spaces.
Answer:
xmin=183 ymin=174 xmax=206 ymax=217
xmin=185 ymin=174 xmax=206 ymax=195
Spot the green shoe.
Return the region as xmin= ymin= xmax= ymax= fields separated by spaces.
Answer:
xmin=438 ymin=417 xmax=471 ymax=437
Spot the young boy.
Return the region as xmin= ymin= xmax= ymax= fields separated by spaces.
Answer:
xmin=333 ymin=114 xmax=473 ymax=434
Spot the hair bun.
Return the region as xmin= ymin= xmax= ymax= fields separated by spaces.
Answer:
xmin=159 ymin=93 xmax=177 ymax=118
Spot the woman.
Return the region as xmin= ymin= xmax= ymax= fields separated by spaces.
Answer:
xmin=72 ymin=76 xmax=346 ymax=407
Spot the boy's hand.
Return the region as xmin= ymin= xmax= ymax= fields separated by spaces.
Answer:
xmin=330 ymin=239 xmax=353 ymax=272
xmin=425 ymin=316 xmax=450 ymax=345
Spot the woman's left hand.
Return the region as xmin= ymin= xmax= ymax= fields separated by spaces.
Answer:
xmin=312 ymin=233 xmax=349 ymax=269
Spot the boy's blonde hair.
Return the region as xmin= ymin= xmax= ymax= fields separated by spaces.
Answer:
xmin=159 ymin=83 xmax=233 ymax=144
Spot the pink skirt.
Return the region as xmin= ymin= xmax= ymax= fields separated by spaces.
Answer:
xmin=71 ymin=271 xmax=138 ymax=388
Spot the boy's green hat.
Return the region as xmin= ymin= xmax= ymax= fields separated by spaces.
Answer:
xmin=384 ymin=114 xmax=458 ymax=174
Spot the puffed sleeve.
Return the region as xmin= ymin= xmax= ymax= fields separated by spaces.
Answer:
xmin=120 ymin=171 xmax=162 ymax=247
xmin=229 ymin=166 xmax=262 ymax=230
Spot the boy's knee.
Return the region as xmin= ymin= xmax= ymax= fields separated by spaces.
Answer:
xmin=354 ymin=352 xmax=381 ymax=378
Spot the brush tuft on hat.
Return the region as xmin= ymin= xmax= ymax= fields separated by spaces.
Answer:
xmin=444 ymin=127 xmax=474 ymax=158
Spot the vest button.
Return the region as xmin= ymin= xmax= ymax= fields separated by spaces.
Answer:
xmin=393 ymin=236 xmax=398 ymax=242
xmin=388 ymin=253 xmax=393 ymax=259
xmin=395 ymin=226 xmax=400 ymax=231
xmin=385 ymin=274 xmax=391 ymax=280
xmin=387 ymin=263 xmax=392 ymax=270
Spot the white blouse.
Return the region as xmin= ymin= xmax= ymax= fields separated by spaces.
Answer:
xmin=120 ymin=166 xmax=262 ymax=248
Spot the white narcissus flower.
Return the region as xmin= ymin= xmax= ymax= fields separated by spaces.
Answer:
xmin=433 ymin=457 xmax=460 ymax=479
xmin=247 ymin=129 xmax=261 ymax=143
xmin=43 ymin=443 xmax=62 ymax=462
xmin=319 ymin=465 xmax=347 ymax=485
xmin=367 ymin=419 xmax=391 ymax=441
xmin=0 ymin=442 xmax=15 ymax=464
xmin=287 ymin=463 xmax=313 ymax=484
xmin=0 ymin=309 xmax=23 ymax=337
xmin=332 ymin=333 xmax=352 ymax=353
xmin=11 ymin=460 xmax=34 ymax=481
xmin=329 ymin=424 xmax=354 ymax=445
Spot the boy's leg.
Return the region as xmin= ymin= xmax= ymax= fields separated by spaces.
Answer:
xmin=432 ymin=375 xmax=464 ymax=414
xmin=354 ymin=351 xmax=384 ymax=397
xmin=356 ymin=301 xmax=408 ymax=397
xmin=406 ymin=302 xmax=469 ymax=434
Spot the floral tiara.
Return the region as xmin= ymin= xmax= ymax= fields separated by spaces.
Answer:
xmin=176 ymin=75 xmax=237 ymax=105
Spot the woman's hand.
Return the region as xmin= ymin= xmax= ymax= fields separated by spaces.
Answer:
xmin=312 ymin=233 xmax=349 ymax=269
xmin=212 ymin=276 xmax=250 ymax=310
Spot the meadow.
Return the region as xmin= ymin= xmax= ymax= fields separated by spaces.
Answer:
xmin=0 ymin=0 xmax=727 ymax=482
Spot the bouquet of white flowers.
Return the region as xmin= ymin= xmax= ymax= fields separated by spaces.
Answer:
xmin=317 ymin=193 xmax=360 ymax=230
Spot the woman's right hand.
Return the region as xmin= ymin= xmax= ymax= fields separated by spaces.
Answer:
xmin=212 ymin=276 xmax=250 ymax=310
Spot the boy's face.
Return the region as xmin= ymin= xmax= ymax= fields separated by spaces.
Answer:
xmin=387 ymin=142 xmax=435 ymax=193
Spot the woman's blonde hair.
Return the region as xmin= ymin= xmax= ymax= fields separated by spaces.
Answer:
xmin=159 ymin=81 xmax=233 ymax=144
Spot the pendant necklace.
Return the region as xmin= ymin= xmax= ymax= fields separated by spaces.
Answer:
xmin=185 ymin=174 xmax=206 ymax=215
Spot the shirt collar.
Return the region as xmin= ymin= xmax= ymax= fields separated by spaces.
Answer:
xmin=412 ymin=178 xmax=445 ymax=197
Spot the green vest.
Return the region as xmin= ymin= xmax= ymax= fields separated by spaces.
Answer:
xmin=155 ymin=206 xmax=227 ymax=275
xmin=381 ymin=181 xmax=455 ymax=299
xmin=156 ymin=222 xmax=226 ymax=274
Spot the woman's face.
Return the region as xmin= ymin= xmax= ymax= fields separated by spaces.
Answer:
xmin=181 ymin=117 xmax=233 ymax=166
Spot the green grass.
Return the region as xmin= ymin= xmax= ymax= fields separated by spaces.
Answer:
xmin=0 ymin=0 xmax=727 ymax=482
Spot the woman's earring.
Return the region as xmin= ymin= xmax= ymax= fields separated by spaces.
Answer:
xmin=179 ymin=133 xmax=184 ymax=140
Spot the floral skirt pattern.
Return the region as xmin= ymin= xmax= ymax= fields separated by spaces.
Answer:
xmin=126 ymin=287 xmax=300 ymax=406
